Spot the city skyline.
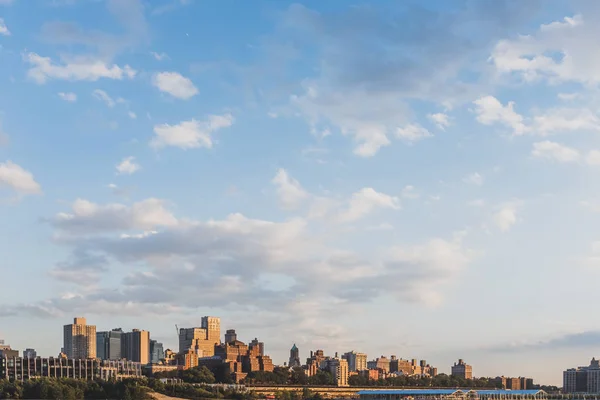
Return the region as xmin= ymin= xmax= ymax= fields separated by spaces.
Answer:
xmin=2 ymin=0 xmax=600 ymax=388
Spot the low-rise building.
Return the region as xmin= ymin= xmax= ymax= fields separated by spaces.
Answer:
xmin=0 ymin=356 xmax=142 ymax=381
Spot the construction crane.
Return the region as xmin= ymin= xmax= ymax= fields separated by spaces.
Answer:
xmin=175 ymin=324 xmax=179 ymax=337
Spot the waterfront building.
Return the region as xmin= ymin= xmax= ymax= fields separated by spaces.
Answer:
xmin=63 ymin=317 xmax=96 ymax=359
xmin=122 ymin=329 xmax=150 ymax=364
xmin=289 ymin=344 xmax=301 ymax=368
xmin=564 ymin=358 xmax=600 ymax=393
xmin=0 ymin=355 xmax=142 ymax=381
xmin=358 ymin=389 xmax=547 ymax=400
xmin=451 ymin=359 xmax=472 ymax=379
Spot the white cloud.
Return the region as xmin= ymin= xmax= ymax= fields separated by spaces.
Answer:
xmin=152 ymin=71 xmax=198 ymax=99
xmin=151 ymin=51 xmax=169 ymax=61
xmin=463 ymin=172 xmax=484 ymax=186
xmin=337 ymin=188 xmax=400 ymax=222
xmin=272 ymin=168 xmax=309 ymax=210
xmin=0 ymin=18 xmax=10 ymax=36
xmin=151 ymin=114 xmax=234 ymax=150
xmin=116 ymin=156 xmax=140 ymax=175
xmin=493 ymin=202 xmax=520 ymax=232
xmin=92 ymin=89 xmax=122 ymax=108
xmin=58 ymin=92 xmax=77 ymax=102
xmin=491 ymin=14 xmax=600 ymax=84
xmin=586 ymin=150 xmax=600 ymax=166
xmin=395 ymin=124 xmax=433 ymax=142
xmin=128 ymin=111 xmax=137 ymax=119
xmin=291 ymin=82 xmax=410 ymax=157
xmin=531 ymin=141 xmax=580 ymax=163
xmin=473 ymin=96 xmax=527 ymax=135
xmin=0 ymin=160 xmax=42 ymax=195
xmin=25 ymin=53 xmax=136 ymax=84
xmin=558 ymin=93 xmax=579 ymax=101
xmin=428 ymin=113 xmax=451 ymax=130
xmin=401 ymin=185 xmax=419 ymax=199
xmin=51 ymin=198 xmax=177 ymax=234
xmin=531 ymin=108 xmax=600 ymax=136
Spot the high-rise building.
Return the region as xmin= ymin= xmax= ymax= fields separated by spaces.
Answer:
xmin=179 ymin=316 xmax=221 ymax=357
xmin=249 ymin=338 xmax=264 ymax=357
xmin=564 ymin=358 xmax=600 ymax=393
xmin=122 ymin=329 xmax=150 ymax=364
xmin=63 ymin=317 xmax=96 ymax=359
xmin=328 ymin=358 xmax=349 ymax=387
xmin=202 ymin=316 xmax=220 ymax=344
xmin=22 ymin=349 xmax=36 ymax=359
xmin=150 ymin=340 xmax=164 ymax=364
xmin=225 ymin=329 xmax=237 ymax=344
xmin=375 ymin=356 xmax=390 ymax=373
xmin=96 ymin=329 xmax=122 ymax=361
xmin=289 ymin=344 xmax=301 ymax=368
xmin=451 ymin=359 xmax=473 ymax=379
xmin=343 ymin=351 xmax=367 ymax=372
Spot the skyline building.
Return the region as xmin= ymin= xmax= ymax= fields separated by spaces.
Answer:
xmin=564 ymin=358 xmax=600 ymax=393
xmin=178 ymin=316 xmax=221 ymax=357
xmin=225 ymin=329 xmax=237 ymax=344
xmin=150 ymin=340 xmax=164 ymax=364
xmin=63 ymin=317 xmax=96 ymax=359
xmin=343 ymin=351 xmax=367 ymax=372
xmin=122 ymin=329 xmax=150 ymax=364
xmin=451 ymin=359 xmax=473 ymax=379
xmin=96 ymin=329 xmax=122 ymax=361
xmin=22 ymin=349 xmax=36 ymax=359
xmin=328 ymin=357 xmax=349 ymax=387
xmin=289 ymin=344 xmax=301 ymax=368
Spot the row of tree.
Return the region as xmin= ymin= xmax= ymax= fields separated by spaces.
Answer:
xmin=0 ymin=378 xmax=152 ymax=400
xmin=348 ymin=374 xmax=504 ymax=388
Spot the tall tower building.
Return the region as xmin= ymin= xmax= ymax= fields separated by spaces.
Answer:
xmin=201 ymin=316 xmax=221 ymax=344
xmin=96 ymin=328 xmax=123 ymax=360
xmin=150 ymin=340 xmax=165 ymax=364
xmin=122 ymin=329 xmax=150 ymax=364
xmin=289 ymin=344 xmax=301 ymax=368
xmin=63 ymin=317 xmax=96 ymax=359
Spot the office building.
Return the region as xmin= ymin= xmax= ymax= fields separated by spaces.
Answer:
xmin=96 ymin=329 xmax=122 ymax=361
xmin=343 ymin=351 xmax=367 ymax=372
xmin=122 ymin=329 xmax=150 ymax=364
xmin=150 ymin=340 xmax=164 ymax=364
xmin=178 ymin=316 xmax=221 ymax=357
xmin=22 ymin=349 xmax=36 ymax=359
xmin=289 ymin=344 xmax=301 ymax=368
xmin=63 ymin=317 xmax=96 ymax=359
xmin=451 ymin=359 xmax=473 ymax=379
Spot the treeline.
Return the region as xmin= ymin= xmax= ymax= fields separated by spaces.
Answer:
xmin=0 ymin=378 xmax=152 ymax=400
xmin=349 ymin=374 xmax=504 ymax=388
xmin=147 ymin=378 xmax=255 ymax=400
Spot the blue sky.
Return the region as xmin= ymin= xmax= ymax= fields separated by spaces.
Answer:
xmin=1 ymin=0 xmax=600 ymax=385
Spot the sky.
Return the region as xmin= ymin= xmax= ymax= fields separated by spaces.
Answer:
xmin=2 ymin=0 xmax=600 ymax=386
